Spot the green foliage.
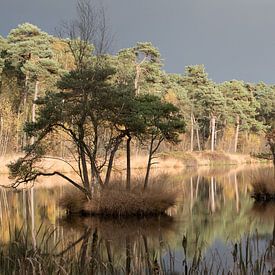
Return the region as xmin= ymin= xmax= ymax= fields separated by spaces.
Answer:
xmin=220 ymin=80 xmax=264 ymax=132
xmin=253 ymin=82 xmax=275 ymax=127
xmin=137 ymin=94 xmax=185 ymax=143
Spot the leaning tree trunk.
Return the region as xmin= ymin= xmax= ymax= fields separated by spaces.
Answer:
xmin=134 ymin=65 xmax=141 ymax=95
xmin=80 ymin=147 xmax=90 ymax=197
xmin=144 ymin=138 xmax=154 ymax=190
xmin=234 ymin=115 xmax=240 ymax=153
xmin=210 ymin=115 xmax=216 ymax=152
xmin=104 ymin=138 xmax=123 ymax=186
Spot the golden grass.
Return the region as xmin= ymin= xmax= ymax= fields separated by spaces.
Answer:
xmin=60 ymin=176 xmax=177 ymax=217
xmin=0 ymin=151 xmax=264 ymax=177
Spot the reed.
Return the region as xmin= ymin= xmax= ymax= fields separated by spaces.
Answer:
xmin=1 ymin=226 xmax=274 ymax=274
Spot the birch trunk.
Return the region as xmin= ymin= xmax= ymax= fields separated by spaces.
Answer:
xmin=190 ymin=113 xmax=194 ymax=152
xmin=210 ymin=115 xmax=216 ymax=152
xmin=234 ymin=115 xmax=240 ymax=153
xmin=192 ymin=114 xmax=201 ymax=151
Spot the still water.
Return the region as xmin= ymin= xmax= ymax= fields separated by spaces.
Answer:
xmin=0 ymin=165 xmax=274 ymax=274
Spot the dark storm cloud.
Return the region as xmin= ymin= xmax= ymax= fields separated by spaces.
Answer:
xmin=1 ymin=0 xmax=275 ymax=83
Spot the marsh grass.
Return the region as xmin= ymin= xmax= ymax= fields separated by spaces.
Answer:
xmin=60 ymin=175 xmax=178 ymax=217
xmin=1 ymin=224 xmax=275 ymax=274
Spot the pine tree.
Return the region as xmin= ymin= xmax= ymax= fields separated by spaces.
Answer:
xmin=182 ymin=65 xmax=225 ymax=151
xmin=220 ymin=80 xmax=264 ymax=153
xmin=5 ymin=23 xmax=59 ymax=148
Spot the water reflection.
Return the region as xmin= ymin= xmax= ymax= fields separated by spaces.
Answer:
xmin=0 ymin=165 xmax=274 ymax=273
xmin=58 ymin=216 xmax=175 ymax=274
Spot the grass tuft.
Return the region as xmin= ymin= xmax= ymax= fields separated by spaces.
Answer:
xmin=60 ymin=176 xmax=177 ymax=217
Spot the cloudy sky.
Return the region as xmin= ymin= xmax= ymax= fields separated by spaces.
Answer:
xmin=1 ymin=0 xmax=275 ymax=83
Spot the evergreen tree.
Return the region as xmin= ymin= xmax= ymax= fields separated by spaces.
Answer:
xmin=182 ymin=65 xmax=225 ymax=151
xmin=5 ymin=23 xmax=59 ymax=148
xmin=220 ymin=80 xmax=264 ymax=153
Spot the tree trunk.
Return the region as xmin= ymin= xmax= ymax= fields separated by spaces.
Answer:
xmin=144 ymin=138 xmax=154 ymax=190
xmin=31 ymin=81 xmax=39 ymax=145
xmin=126 ymin=136 xmax=131 ymax=190
xmin=196 ymin=127 xmax=201 ymax=151
xmin=80 ymin=146 xmax=91 ymax=197
xmin=22 ymin=74 xmax=29 ymax=149
xmin=190 ymin=113 xmax=194 ymax=152
xmin=234 ymin=115 xmax=240 ymax=153
xmin=192 ymin=114 xmax=201 ymax=151
xmin=104 ymin=138 xmax=123 ymax=186
xmin=134 ymin=65 xmax=141 ymax=95
xmin=210 ymin=115 xmax=216 ymax=152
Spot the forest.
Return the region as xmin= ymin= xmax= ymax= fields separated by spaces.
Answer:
xmin=0 ymin=23 xmax=274 ymax=160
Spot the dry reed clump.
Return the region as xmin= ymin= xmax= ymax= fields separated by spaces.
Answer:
xmin=60 ymin=177 xmax=177 ymax=217
xmin=251 ymin=168 xmax=275 ymax=201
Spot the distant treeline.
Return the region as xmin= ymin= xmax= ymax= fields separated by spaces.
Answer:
xmin=0 ymin=23 xmax=274 ymax=157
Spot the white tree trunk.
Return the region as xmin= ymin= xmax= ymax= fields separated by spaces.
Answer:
xmin=234 ymin=115 xmax=240 ymax=153
xmin=210 ymin=115 xmax=216 ymax=152
xmin=190 ymin=113 xmax=194 ymax=152
xmin=31 ymin=81 xmax=39 ymax=145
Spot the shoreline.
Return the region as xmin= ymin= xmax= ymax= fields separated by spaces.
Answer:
xmin=0 ymin=151 xmax=270 ymax=175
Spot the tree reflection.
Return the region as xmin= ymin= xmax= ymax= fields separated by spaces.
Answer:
xmin=58 ymin=215 xmax=174 ymax=274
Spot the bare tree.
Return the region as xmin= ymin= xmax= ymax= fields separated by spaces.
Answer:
xmin=57 ymin=0 xmax=113 ymax=68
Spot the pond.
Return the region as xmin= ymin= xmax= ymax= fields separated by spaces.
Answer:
xmin=0 ymin=165 xmax=274 ymax=274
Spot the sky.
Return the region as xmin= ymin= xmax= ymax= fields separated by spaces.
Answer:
xmin=1 ymin=0 xmax=275 ymax=83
